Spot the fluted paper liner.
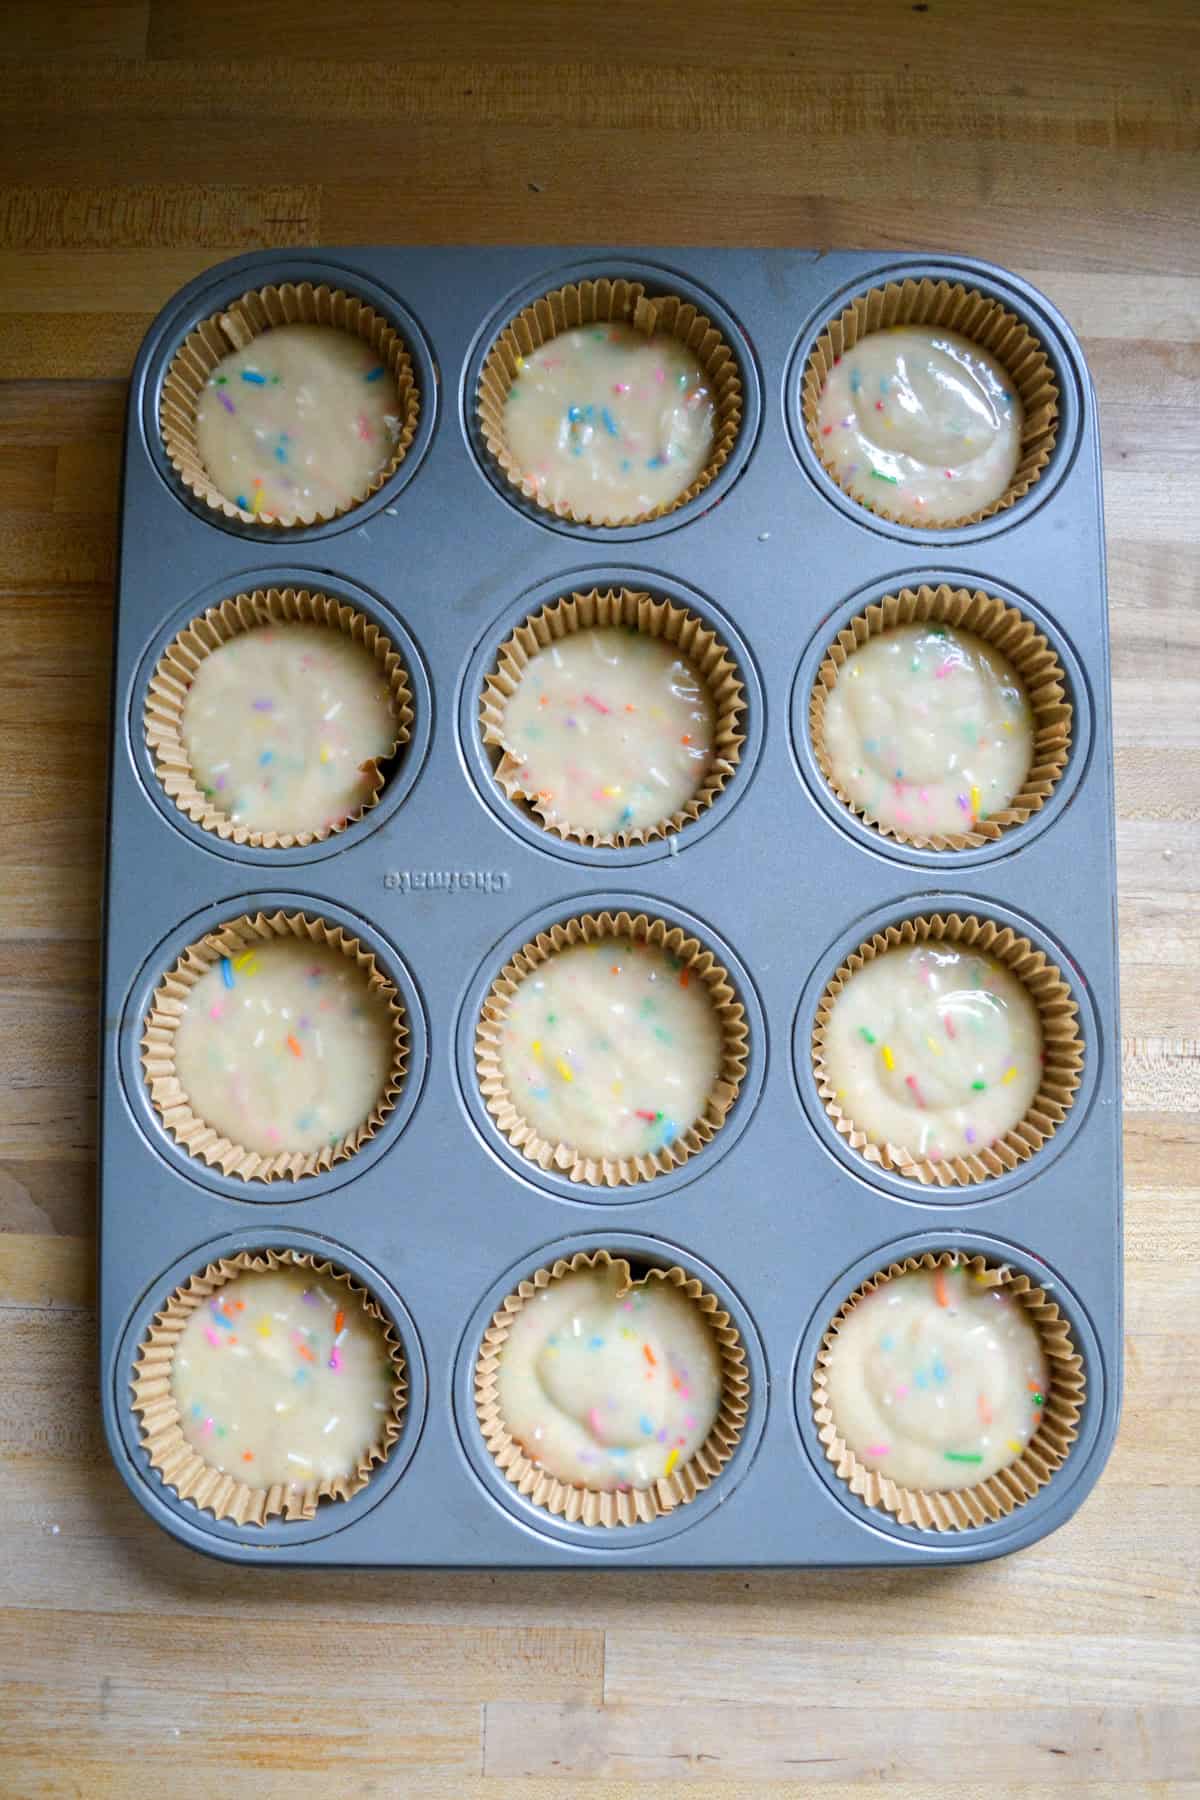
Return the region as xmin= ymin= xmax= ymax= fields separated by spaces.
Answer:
xmin=480 ymin=587 xmax=745 ymax=847
xmin=160 ymin=282 xmax=420 ymax=528
xmin=142 ymin=909 xmax=408 ymax=1182
xmin=812 ymin=911 xmax=1083 ymax=1188
xmin=477 ymin=909 xmax=748 ymax=1187
xmin=809 ymin=584 xmax=1072 ymax=851
xmin=145 ymin=587 xmax=414 ymax=850
xmin=475 ymin=1249 xmax=748 ymax=1527
xmin=813 ymin=1249 xmax=1085 ymax=1531
xmin=477 ymin=278 xmax=743 ymax=527
xmin=802 ymin=278 xmax=1059 ymax=529
xmin=131 ymin=1247 xmax=406 ymax=1526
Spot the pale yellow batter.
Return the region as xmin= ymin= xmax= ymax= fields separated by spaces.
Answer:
xmin=823 ymin=943 xmax=1042 ymax=1164
xmin=172 ymin=939 xmax=394 ymax=1156
xmin=181 ymin=623 xmax=399 ymax=837
xmin=195 ymin=324 xmax=403 ymax=521
xmin=498 ymin=938 xmax=722 ymax=1161
xmin=500 ymin=627 xmax=715 ymax=837
xmin=171 ymin=1265 xmax=396 ymax=1490
xmin=822 ymin=623 xmax=1034 ymax=836
xmin=816 ymin=326 xmax=1022 ymax=523
xmin=825 ymin=1264 xmax=1050 ymax=1490
xmin=497 ymin=1263 xmax=722 ymax=1491
xmin=501 ymin=323 xmax=715 ymax=523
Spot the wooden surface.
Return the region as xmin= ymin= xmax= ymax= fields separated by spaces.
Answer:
xmin=1 ymin=3 xmax=1198 ymax=1794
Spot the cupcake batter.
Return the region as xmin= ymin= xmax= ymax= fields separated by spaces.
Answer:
xmin=497 ymin=1263 xmax=722 ymax=1491
xmin=823 ymin=942 xmax=1042 ymax=1163
xmin=816 ymin=326 xmax=1023 ymax=523
xmin=195 ymin=324 xmax=403 ymax=521
xmin=173 ymin=938 xmax=394 ymax=1156
xmin=825 ymin=1264 xmax=1050 ymax=1490
xmin=171 ymin=1265 xmax=396 ymax=1490
xmin=501 ymin=323 xmax=715 ymax=523
xmin=181 ymin=622 xmax=399 ymax=837
xmin=822 ymin=622 xmax=1034 ymax=836
xmin=498 ymin=938 xmax=723 ymax=1161
xmin=500 ymin=626 xmax=715 ymax=837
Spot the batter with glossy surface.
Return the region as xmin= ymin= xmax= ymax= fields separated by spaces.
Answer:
xmin=501 ymin=323 xmax=715 ymax=523
xmin=816 ymin=326 xmax=1022 ymax=523
xmin=497 ymin=1263 xmax=722 ymax=1491
xmin=498 ymin=938 xmax=723 ymax=1161
xmin=825 ymin=1263 xmax=1050 ymax=1489
xmin=181 ymin=623 xmax=399 ymax=837
xmin=172 ymin=938 xmax=394 ymax=1156
xmin=171 ymin=1265 xmax=396 ymax=1489
xmin=823 ymin=943 xmax=1042 ymax=1163
xmin=195 ymin=324 xmax=403 ymax=521
xmin=500 ymin=626 xmax=715 ymax=837
xmin=821 ymin=622 xmax=1033 ymax=836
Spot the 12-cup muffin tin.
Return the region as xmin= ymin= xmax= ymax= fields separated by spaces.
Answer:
xmin=101 ymin=247 xmax=1122 ymax=1566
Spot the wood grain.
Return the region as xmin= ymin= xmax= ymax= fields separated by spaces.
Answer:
xmin=484 ymin=1701 xmax=1198 ymax=1782
xmin=0 ymin=3 xmax=1197 ymax=1794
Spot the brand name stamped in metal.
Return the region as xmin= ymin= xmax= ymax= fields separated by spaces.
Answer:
xmin=384 ymin=868 xmax=511 ymax=895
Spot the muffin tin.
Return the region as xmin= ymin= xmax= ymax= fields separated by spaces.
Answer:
xmin=100 ymin=247 xmax=1122 ymax=1566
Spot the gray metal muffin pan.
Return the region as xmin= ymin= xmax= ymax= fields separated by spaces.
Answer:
xmin=100 ymin=247 xmax=1122 ymax=1567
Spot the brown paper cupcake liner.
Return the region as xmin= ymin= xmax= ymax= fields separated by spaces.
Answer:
xmin=160 ymin=282 xmax=420 ymax=528
xmin=813 ymin=1248 xmax=1085 ymax=1531
xmin=801 ymin=278 xmax=1059 ymax=529
xmin=477 ymin=278 xmax=742 ymax=527
xmin=477 ymin=909 xmax=748 ymax=1187
xmin=142 ymin=910 xmax=408 ymax=1182
xmin=145 ymin=586 xmax=414 ymax=850
xmin=475 ymin=1248 xmax=748 ymax=1527
xmin=479 ymin=587 xmax=746 ymax=847
xmin=131 ymin=1247 xmax=407 ymax=1526
xmin=810 ymin=583 xmax=1072 ymax=851
xmin=812 ymin=911 xmax=1083 ymax=1188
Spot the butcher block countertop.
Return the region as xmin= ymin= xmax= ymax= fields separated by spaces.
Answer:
xmin=0 ymin=3 xmax=1197 ymax=1793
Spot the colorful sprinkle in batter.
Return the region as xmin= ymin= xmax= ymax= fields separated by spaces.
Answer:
xmin=497 ymin=1264 xmax=721 ymax=1491
xmin=501 ymin=323 xmax=715 ymax=523
xmin=181 ymin=623 xmax=399 ymax=836
xmin=195 ymin=325 xmax=402 ymax=521
xmin=498 ymin=939 xmax=722 ymax=1161
xmin=822 ymin=622 xmax=1034 ymax=837
xmin=171 ymin=1266 xmax=395 ymax=1490
xmin=499 ymin=626 xmax=715 ymax=837
xmin=173 ymin=939 xmax=393 ymax=1156
xmin=824 ymin=944 xmax=1042 ymax=1161
xmin=825 ymin=1265 xmax=1049 ymax=1490
xmin=817 ymin=327 xmax=1023 ymax=524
